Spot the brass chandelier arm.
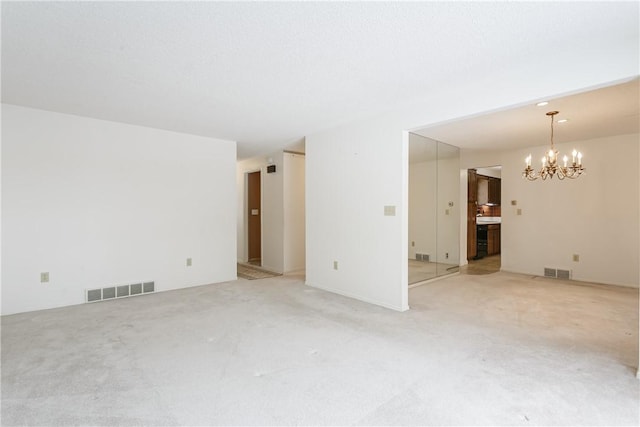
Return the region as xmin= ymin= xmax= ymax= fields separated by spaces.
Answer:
xmin=522 ymin=110 xmax=584 ymax=181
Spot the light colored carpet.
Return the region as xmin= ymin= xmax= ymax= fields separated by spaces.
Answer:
xmin=237 ymin=263 xmax=282 ymax=280
xmin=2 ymin=272 xmax=638 ymax=426
xmin=462 ymin=254 xmax=501 ymax=275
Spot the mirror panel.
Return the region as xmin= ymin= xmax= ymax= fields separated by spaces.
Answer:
xmin=408 ymin=133 xmax=460 ymax=284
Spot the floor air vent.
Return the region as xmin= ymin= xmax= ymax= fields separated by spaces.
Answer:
xmin=543 ymin=268 xmax=572 ymax=280
xmin=86 ymin=281 xmax=155 ymax=303
xmin=415 ymin=253 xmax=430 ymax=262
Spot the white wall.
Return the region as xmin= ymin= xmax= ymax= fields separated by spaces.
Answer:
xmin=236 ymin=151 xmax=305 ymax=273
xmin=306 ymin=118 xmax=409 ymax=311
xmin=283 ymin=153 xmax=306 ymax=272
xmin=2 ymin=104 xmax=237 ymax=315
xmin=262 ymin=152 xmax=285 ymax=272
xmin=306 ymin=64 xmax=637 ymax=312
xmin=500 ymin=133 xmax=639 ymax=288
xmin=460 ymin=134 xmax=639 ymax=288
xmin=476 ymin=167 xmax=501 ymax=178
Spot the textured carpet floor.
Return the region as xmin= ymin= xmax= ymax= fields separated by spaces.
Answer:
xmin=2 ymin=272 xmax=638 ymax=426
xmin=461 ymin=254 xmax=501 ymax=275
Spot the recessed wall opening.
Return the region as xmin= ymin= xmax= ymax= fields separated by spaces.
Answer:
xmin=238 ymin=149 xmax=306 ymax=277
xmin=466 ymin=165 xmax=502 ymax=275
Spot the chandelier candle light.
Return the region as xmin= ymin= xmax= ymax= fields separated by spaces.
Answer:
xmin=523 ymin=111 xmax=584 ymax=180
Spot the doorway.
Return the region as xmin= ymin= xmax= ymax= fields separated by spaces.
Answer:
xmin=464 ymin=166 xmax=501 ymax=275
xmin=247 ymin=171 xmax=261 ymax=265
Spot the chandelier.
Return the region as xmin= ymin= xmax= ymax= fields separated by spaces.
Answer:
xmin=523 ymin=111 xmax=584 ymax=180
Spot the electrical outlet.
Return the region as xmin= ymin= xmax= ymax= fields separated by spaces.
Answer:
xmin=411 ymin=241 xmax=415 ymax=247
xmin=511 ymin=200 xmax=517 ymax=206
xmin=333 ymin=261 xmax=338 ymax=270
xmin=572 ymin=254 xmax=580 ymax=262
xmin=446 ymin=252 xmax=449 ymax=259
xmin=517 ymin=208 xmax=522 ymax=215
xmin=40 ymin=272 xmax=49 ymax=283
xmin=186 ymin=258 xmax=192 ymax=266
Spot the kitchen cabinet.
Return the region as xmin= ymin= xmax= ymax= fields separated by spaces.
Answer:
xmin=467 ymin=169 xmax=477 ymax=260
xmin=487 ymin=224 xmax=500 ymax=255
xmin=468 ymin=169 xmax=477 ymax=202
xmin=467 ymin=202 xmax=477 ymax=260
xmin=488 ymin=178 xmax=501 ymax=205
xmin=477 ymin=175 xmax=501 ymax=205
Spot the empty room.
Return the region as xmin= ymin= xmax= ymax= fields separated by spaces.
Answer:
xmin=2 ymin=2 xmax=639 ymax=426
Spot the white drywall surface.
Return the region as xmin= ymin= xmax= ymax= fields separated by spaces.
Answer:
xmin=1 ymin=104 xmax=237 ymax=315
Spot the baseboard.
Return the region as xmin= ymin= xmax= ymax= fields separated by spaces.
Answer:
xmin=305 ymin=281 xmax=408 ymax=312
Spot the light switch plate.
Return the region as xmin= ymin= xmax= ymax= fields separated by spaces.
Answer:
xmin=384 ymin=205 xmax=396 ymax=216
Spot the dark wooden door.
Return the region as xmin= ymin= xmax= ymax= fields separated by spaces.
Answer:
xmin=247 ymin=171 xmax=261 ymax=262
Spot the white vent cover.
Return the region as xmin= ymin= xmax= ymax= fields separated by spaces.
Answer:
xmin=86 ymin=281 xmax=154 ymax=303
xmin=415 ymin=253 xmax=430 ymax=262
xmin=544 ymin=268 xmax=572 ymax=280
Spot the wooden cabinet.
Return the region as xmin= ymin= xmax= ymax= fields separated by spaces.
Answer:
xmin=488 ymin=178 xmax=501 ymax=205
xmin=477 ymin=175 xmax=501 ymax=205
xmin=468 ymin=169 xmax=477 ymax=202
xmin=467 ymin=202 xmax=477 ymax=260
xmin=467 ymin=169 xmax=477 ymax=260
xmin=487 ymin=224 xmax=500 ymax=255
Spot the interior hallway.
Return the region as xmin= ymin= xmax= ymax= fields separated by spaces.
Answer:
xmin=2 ymin=272 xmax=638 ymax=426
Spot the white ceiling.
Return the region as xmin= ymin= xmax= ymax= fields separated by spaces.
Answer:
xmin=2 ymin=2 xmax=639 ymax=159
xmin=414 ymin=78 xmax=639 ymax=150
